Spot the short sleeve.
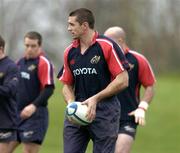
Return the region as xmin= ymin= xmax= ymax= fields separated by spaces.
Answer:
xmin=58 ymin=46 xmax=74 ymax=85
xmin=131 ymin=51 xmax=156 ymax=87
xmin=38 ymin=56 xmax=54 ymax=89
xmin=97 ymin=38 xmax=125 ymax=79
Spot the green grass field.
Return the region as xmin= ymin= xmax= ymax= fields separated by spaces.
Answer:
xmin=14 ymin=75 xmax=180 ymax=153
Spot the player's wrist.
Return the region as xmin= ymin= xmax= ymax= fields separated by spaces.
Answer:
xmin=138 ymin=101 xmax=149 ymax=111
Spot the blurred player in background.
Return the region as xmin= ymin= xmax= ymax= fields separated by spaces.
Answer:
xmin=9 ymin=31 xmax=55 ymax=153
xmin=104 ymin=26 xmax=156 ymax=153
xmin=57 ymin=8 xmax=129 ymax=153
xmin=0 ymin=35 xmax=19 ymax=153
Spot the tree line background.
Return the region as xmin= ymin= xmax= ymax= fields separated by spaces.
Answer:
xmin=0 ymin=0 xmax=179 ymax=75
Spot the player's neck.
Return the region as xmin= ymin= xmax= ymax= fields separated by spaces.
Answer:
xmin=122 ymin=44 xmax=129 ymax=54
xmin=80 ymin=30 xmax=95 ymax=54
xmin=25 ymin=50 xmax=41 ymax=59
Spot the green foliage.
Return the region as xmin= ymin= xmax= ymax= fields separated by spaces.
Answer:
xmin=14 ymin=75 xmax=180 ymax=153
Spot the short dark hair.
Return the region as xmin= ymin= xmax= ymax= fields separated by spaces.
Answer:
xmin=0 ymin=35 xmax=5 ymax=48
xmin=24 ymin=31 xmax=42 ymax=46
xmin=69 ymin=8 xmax=95 ymax=29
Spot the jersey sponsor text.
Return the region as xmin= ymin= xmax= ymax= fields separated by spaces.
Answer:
xmin=21 ymin=72 xmax=30 ymax=80
xmin=73 ymin=68 xmax=97 ymax=76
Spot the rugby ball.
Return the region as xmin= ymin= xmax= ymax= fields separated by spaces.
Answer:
xmin=66 ymin=101 xmax=91 ymax=125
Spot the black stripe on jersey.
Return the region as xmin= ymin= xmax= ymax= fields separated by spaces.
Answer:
xmin=57 ymin=66 xmax=64 ymax=79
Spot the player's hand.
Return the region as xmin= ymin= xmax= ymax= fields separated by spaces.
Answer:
xmin=128 ymin=101 xmax=149 ymax=126
xmin=82 ymin=97 xmax=97 ymax=122
xmin=128 ymin=108 xmax=146 ymax=126
xmin=67 ymin=99 xmax=74 ymax=104
xmin=20 ymin=104 xmax=37 ymax=119
xmin=67 ymin=116 xmax=80 ymax=126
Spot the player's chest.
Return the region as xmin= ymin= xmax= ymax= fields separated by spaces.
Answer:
xmin=69 ymin=46 xmax=106 ymax=71
xmin=18 ymin=60 xmax=38 ymax=80
xmin=0 ymin=61 xmax=9 ymax=84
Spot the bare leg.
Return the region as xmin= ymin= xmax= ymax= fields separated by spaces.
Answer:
xmin=22 ymin=142 xmax=41 ymax=153
xmin=0 ymin=141 xmax=19 ymax=153
xmin=8 ymin=141 xmax=20 ymax=153
xmin=115 ymin=134 xmax=134 ymax=153
xmin=0 ymin=142 xmax=10 ymax=153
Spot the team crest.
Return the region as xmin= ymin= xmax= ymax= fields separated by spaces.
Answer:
xmin=28 ymin=64 xmax=36 ymax=71
xmin=90 ymin=55 xmax=100 ymax=64
xmin=0 ymin=72 xmax=4 ymax=79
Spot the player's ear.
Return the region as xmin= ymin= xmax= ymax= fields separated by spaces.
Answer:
xmin=81 ymin=22 xmax=89 ymax=30
xmin=118 ymin=38 xmax=124 ymax=45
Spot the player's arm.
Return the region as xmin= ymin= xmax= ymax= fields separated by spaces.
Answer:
xmin=20 ymin=85 xmax=54 ymax=119
xmin=129 ymin=52 xmax=156 ymax=125
xmin=83 ymin=39 xmax=129 ymax=121
xmin=141 ymin=85 xmax=155 ymax=104
xmin=20 ymin=56 xmax=55 ymax=119
xmin=129 ymin=85 xmax=155 ymax=126
xmin=62 ymin=84 xmax=75 ymax=104
xmin=93 ymin=70 xmax=128 ymax=102
xmin=58 ymin=47 xmax=75 ymax=104
xmin=33 ymin=85 xmax=54 ymax=106
xmin=57 ymin=65 xmax=75 ymax=104
xmin=94 ymin=38 xmax=129 ymax=100
xmin=0 ymin=64 xmax=19 ymax=97
xmin=83 ymin=70 xmax=128 ymax=122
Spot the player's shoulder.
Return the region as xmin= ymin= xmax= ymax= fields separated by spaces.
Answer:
xmin=65 ymin=43 xmax=74 ymax=50
xmin=96 ymin=35 xmax=120 ymax=53
xmin=5 ymin=56 xmax=17 ymax=66
xmin=63 ymin=43 xmax=75 ymax=57
xmin=16 ymin=57 xmax=25 ymax=64
xmin=5 ymin=56 xmax=15 ymax=64
xmin=39 ymin=55 xmax=52 ymax=66
xmin=39 ymin=54 xmax=49 ymax=60
xmin=129 ymin=50 xmax=148 ymax=62
xmin=96 ymin=35 xmax=115 ymax=46
xmin=4 ymin=57 xmax=18 ymax=71
xmin=129 ymin=50 xmax=154 ymax=71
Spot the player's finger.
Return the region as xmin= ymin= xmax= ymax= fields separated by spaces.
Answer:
xmin=86 ymin=105 xmax=91 ymax=118
xmin=138 ymin=118 xmax=142 ymax=125
xmin=88 ymin=108 xmax=94 ymax=121
xmin=88 ymin=107 xmax=95 ymax=122
xmin=140 ymin=118 xmax=145 ymax=126
xmin=81 ymin=101 xmax=87 ymax=105
xmin=128 ymin=111 xmax=135 ymax=116
xmin=135 ymin=116 xmax=140 ymax=124
xmin=90 ymin=110 xmax=96 ymax=121
xmin=139 ymin=118 xmax=145 ymax=126
xmin=20 ymin=112 xmax=27 ymax=119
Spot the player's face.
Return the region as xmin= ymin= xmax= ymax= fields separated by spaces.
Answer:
xmin=0 ymin=47 xmax=4 ymax=58
xmin=68 ymin=16 xmax=85 ymax=39
xmin=24 ymin=38 xmax=41 ymax=59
